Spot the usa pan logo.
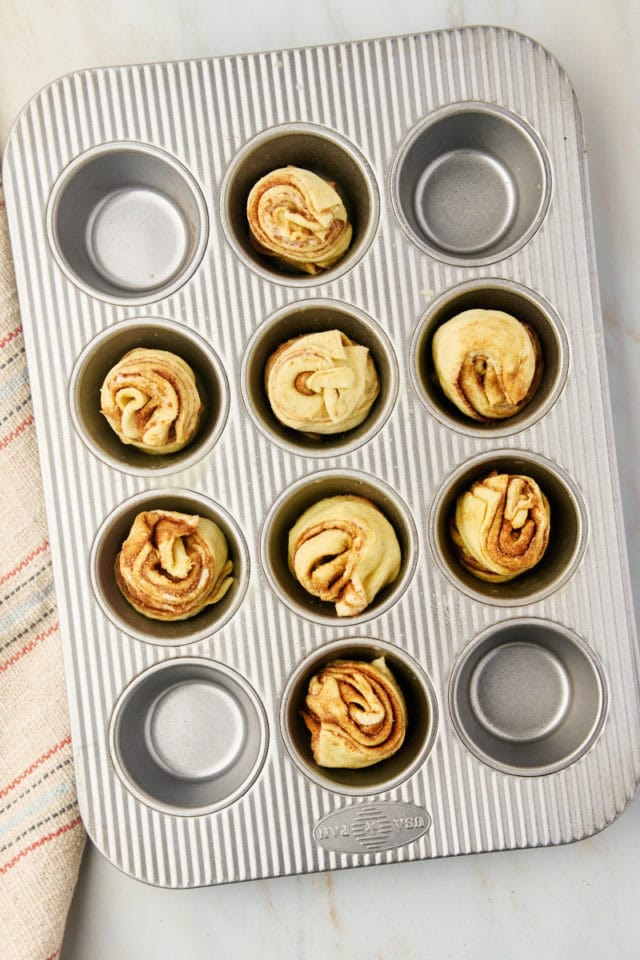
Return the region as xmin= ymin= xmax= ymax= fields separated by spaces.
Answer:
xmin=313 ymin=802 xmax=431 ymax=854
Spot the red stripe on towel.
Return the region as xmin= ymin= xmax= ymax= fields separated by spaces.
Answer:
xmin=0 ymin=414 xmax=34 ymax=450
xmin=0 ymin=324 xmax=22 ymax=349
xmin=0 ymin=622 xmax=59 ymax=673
xmin=0 ymin=539 xmax=49 ymax=586
xmin=0 ymin=737 xmax=72 ymax=799
xmin=0 ymin=816 xmax=82 ymax=875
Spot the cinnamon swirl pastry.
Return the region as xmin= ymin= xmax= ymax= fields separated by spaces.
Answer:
xmin=288 ymin=495 xmax=401 ymax=616
xmin=246 ymin=166 xmax=352 ymax=274
xmin=451 ymin=472 xmax=551 ymax=582
xmin=100 ymin=348 xmax=203 ymax=454
xmin=302 ymin=657 xmax=407 ymax=768
xmin=265 ymin=329 xmax=379 ymax=434
xmin=432 ymin=309 xmax=543 ymax=421
xmin=115 ymin=510 xmax=233 ymax=620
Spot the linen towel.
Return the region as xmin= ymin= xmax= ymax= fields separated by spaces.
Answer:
xmin=0 ymin=185 xmax=86 ymax=960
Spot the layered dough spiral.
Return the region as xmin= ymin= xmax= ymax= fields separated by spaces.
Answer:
xmin=115 ymin=510 xmax=233 ymax=620
xmin=100 ymin=348 xmax=203 ymax=454
xmin=265 ymin=330 xmax=379 ymax=434
xmin=302 ymin=657 xmax=407 ymax=768
xmin=288 ymin=495 xmax=401 ymax=616
xmin=432 ymin=309 xmax=543 ymax=420
xmin=451 ymin=472 xmax=551 ymax=582
xmin=246 ymin=166 xmax=352 ymax=274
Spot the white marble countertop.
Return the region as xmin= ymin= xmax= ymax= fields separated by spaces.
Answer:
xmin=2 ymin=1 xmax=640 ymax=957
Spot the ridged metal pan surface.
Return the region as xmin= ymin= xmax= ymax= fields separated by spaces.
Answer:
xmin=3 ymin=25 xmax=640 ymax=888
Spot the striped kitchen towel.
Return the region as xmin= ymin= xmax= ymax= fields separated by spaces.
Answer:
xmin=0 ymin=186 xmax=85 ymax=960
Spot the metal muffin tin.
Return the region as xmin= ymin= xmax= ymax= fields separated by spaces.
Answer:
xmin=3 ymin=25 xmax=640 ymax=888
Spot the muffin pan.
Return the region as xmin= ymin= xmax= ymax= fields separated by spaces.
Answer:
xmin=391 ymin=101 xmax=551 ymax=265
xmin=110 ymin=657 xmax=268 ymax=815
xmin=71 ymin=316 xmax=229 ymax=475
xmin=3 ymin=26 xmax=640 ymax=888
xmin=47 ymin=142 xmax=209 ymax=304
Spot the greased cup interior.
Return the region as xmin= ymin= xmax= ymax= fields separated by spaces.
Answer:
xmin=262 ymin=470 xmax=418 ymax=626
xmin=411 ymin=279 xmax=568 ymax=437
xmin=91 ymin=489 xmax=249 ymax=645
xmin=450 ymin=619 xmax=606 ymax=776
xmin=281 ymin=637 xmax=438 ymax=795
xmin=47 ymin=142 xmax=208 ymax=304
xmin=221 ymin=123 xmax=379 ymax=285
xmin=242 ymin=299 xmax=398 ymax=456
xmin=430 ymin=450 xmax=587 ymax=605
xmin=71 ymin=317 xmax=229 ymax=476
xmin=392 ymin=102 xmax=551 ymax=266
xmin=110 ymin=658 xmax=269 ymax=815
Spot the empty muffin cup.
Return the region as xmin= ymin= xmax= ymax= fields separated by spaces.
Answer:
xmin=411 ymin=279 xmax=568 ymax=437
xmin=449 ymin=619 xmax=606 ymax=776
xmin=429 ymin=450 xmax=587 ymax=605
xmin=262 ymin=470 xmax=418 ymax=626
xmin=70 ymin=317 xmax=229 ymax=475
xmin=242 ymin=299 xmax=398 ymax=456
xmin=392 ymin=102 xmax=551 ymax=266
xmin=220 ymin=123 xmax=379 ymax=285
xmin=281 ymin=637 xmax=438 ymax=795
xmin=47 ymin=142 xmax=208 ymax=304
xmin=110 ymin=658 xmax=269 ymax=815
xmin=91 ymin=489 xmax=249 ymax=645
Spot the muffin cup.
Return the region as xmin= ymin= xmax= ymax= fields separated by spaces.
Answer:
xmin=261 ymin=469 xmax=418 ymax=626
xmin=47 ymin=142 xmax=208 ymax=304
xmin=91 ymin=489 xmax=249 ymax=645
xmin=220 ymin=123 xmax=379 ymax=285
xmin=70 ymin=317 xmax=229 ymax=476
xmin=242 ymin=299 xmax=398 ymax=457
xmin=429 ymin=450 xmax=588 ymax=605
xmin=280 ymin=637 xmax=438 ymax=795
xmin=109 ymin=657 xmax=269 ymax=815
xmin=411 ymin=279 xmax=569 ymax=437
xmin=392 ymin=102 xmax=551 ymax=266
xmin=449 ymin=619 xmax=607 ymax=776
